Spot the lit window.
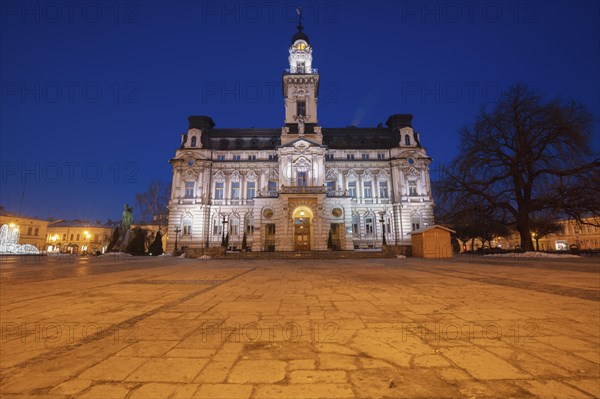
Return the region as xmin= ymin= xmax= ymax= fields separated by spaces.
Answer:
xmin=185 ymin=182 xmax=194 ymax=198
xmin=215 ymin=182 xmax=224 ymax=199
xmin=217 ymin=155 xmax=225 ymax=161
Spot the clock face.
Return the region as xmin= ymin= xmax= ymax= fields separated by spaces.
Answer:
xmin=296 ymin=42 xmax=307 ymax=51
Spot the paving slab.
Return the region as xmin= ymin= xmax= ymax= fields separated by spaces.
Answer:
xmin=1 ymin=255 xmax=598 ymax=398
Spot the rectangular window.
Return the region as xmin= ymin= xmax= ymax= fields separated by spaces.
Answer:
xmin=217 ymin=155 xmax=225 ymax=161
xmin=183 ymin=225 xmax=191 ymax=235
xmin=231 ymin=182 xmax=240 ymax=199
xmin=297 ymin=171 xmax=307 ymax=187
xmin=266 ymin=224 xmax=276 ymax=235
xmin=248 ymin=155 xmax=256 ymax=161
xmin=34 ymin=227 xmax=39 ymax=236
xmin=27 ymin=227 xmax=32 ymax=235
xmin=326 ymin=181 xmax=336 ymax=193
xmin=297 ymin=61 xmax=305 ymax=73
xmin=348 ymin=181 xmax=357 ymax=198
xmin=379 ymin=181 xmax=388 ymax=198
xmin=297 ymin=101 xmax=306 ymax=117
xmin=377 ymin=153 xmax=385 ymax=160
xmin=268 ymin=180 xmax=277 ymax=194
xmin=184 ymin=181 xmax=194 ymax=198
xmin=408 ymin=180 xmax=417 ymax=196
xmin=325 ymin=154 xmax=333 ymax=160
xmin=362 ymin=153 xmax=369 ymax=160
xmin=364 ymin=181 xmax=372 ymax=198
xmin=268 ymin=154 xmax=277 ymax=161
xmin=63 ymin=233 xmax=67 ymax=241
xmin=215 ymin=182 xmax=224 ymax=199
xmin=346 ymin=154 xmax=355 ymax=160
xmin=76 ymin=234 xmax=80 ymax=241
xmin=365 ymin=218 xmax=374 ymax=234
xmin=233 ymin=155 xmax=241 ymax=161
xmin=247 ymin=182 xmax=256 ymax=199
xmin=213 ymin=220 xmax=221 ymax=236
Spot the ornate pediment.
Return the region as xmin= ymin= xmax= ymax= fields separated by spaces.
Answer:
xmin=183 ymin=168 xmax=198 ymax=180
xmin=231 ymin=170 xmax=241 ymax=182
xmin=325 ymin=168 xmax=339 ymax=180
xmin=405 ymin=167 xmax=419 ymax=177
xmin=347 ymin=169 xmax=358 ymax=180
xmin=246 ymin=170 xmax=257 ymax=182
xmin=214 ymin=170 xmax=225 ymax=182
xmin=293 ymin=156 xmax=311 ymax=169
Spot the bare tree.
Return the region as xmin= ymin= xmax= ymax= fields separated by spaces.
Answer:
xmin=437 ymin=83 xmax=599 ymax=251
xmin=135 ymin=181 xmax=171 ymax=231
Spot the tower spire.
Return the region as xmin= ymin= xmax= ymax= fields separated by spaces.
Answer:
xmin=296 ymin=6 xmax=302 ymax=30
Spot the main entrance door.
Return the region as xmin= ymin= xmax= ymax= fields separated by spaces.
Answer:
xmin=292 ymin=206 xmax=312 ymax=251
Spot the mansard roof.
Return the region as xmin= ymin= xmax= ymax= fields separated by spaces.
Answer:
xmin=187 ymin=114 xmax=420 ymax=150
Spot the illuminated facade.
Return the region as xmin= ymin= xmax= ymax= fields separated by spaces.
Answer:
xmin=167 ymin=22 xmax=434 ymax=252
xmin=0 ymin=207 xmax=48 ymax=251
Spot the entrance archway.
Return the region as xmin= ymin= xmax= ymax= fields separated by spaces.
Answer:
xmin=292 ymin=206 xmax=313 ymax=250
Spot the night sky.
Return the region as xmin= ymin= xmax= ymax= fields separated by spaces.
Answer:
xmin=1 ymin=0 xmax=599 ymax=222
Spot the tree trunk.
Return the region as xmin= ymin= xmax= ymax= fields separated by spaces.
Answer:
xmin=518 ymin=226 xmax=534 ymax=251
xmin=535 ymin=238 xmax=540 ymax=251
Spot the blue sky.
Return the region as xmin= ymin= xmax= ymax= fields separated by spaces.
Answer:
xmin=1 ymin=0 xmax=599 ymax=221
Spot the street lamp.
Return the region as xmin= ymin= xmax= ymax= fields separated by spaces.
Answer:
xmin=83 ymin=230 xmax=91 ymax=254
xmin=174 ymin=227 xmax=181 ymax=251
xmin=221 ymin=214 xmax=229 ymax=248
xmin=378 ymin=211 xmax=387 ymax=247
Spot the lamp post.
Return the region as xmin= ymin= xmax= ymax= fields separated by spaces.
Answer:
xmin=83 ymin=230 xmax=91 ymax=254
xmin=174 ymin=227 xmax=181 ymax=251
xmin=221 ymin=214 xmax=228 ymax=248
xmin=378 ymin=211 xmax=387 ymax=247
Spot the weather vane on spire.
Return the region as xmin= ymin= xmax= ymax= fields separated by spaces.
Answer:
xmin=296 ymin=6 xmax=303 ymax=29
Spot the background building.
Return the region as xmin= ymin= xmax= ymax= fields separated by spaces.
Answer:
xmin=167 ymin=23 xmax=434 ymax=252
xmin=46 ymin=220 xmax=115 ymax=254
xmin=0 ymin=207 xmax=48 ymax=250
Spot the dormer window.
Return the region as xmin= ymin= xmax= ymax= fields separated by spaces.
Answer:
xmin=297 ymin=61 xmax=305 ymax=73
xmin=190 ymin=136 xmax=197 ymax=147
xmin=405 ymin=135 xmax=411 ymax=146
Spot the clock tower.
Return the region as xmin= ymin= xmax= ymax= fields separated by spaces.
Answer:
xmin=282 ymin=9 xmax=321 ymax=144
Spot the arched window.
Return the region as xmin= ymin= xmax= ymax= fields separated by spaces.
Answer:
xmin=190 ymin=136 xmax=197 ymax=147
xmin=405 ymin=135 xmax=410 ymax=146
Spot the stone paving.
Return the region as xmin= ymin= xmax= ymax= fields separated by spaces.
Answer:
xmin=0 ymin=255 xmax=598 ymax=398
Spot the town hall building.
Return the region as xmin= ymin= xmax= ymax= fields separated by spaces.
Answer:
xmin=166 ymin=20 xmax=434 ymax=252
